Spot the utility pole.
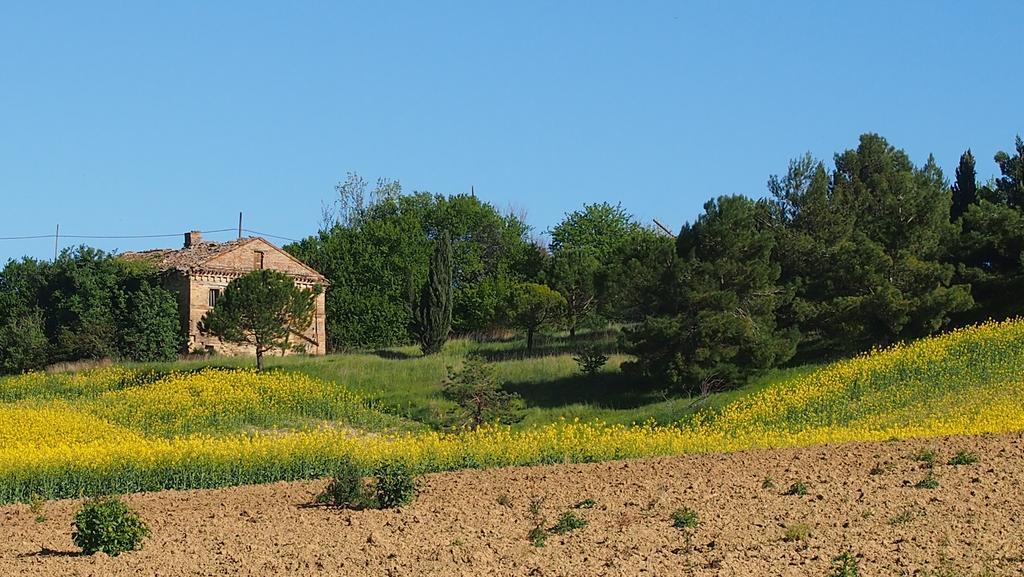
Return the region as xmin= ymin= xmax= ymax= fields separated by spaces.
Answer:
xmin=54 ymin=224 xmax=59 ymax=260
xmin=238 ymin=212 xmax=243 ymax=239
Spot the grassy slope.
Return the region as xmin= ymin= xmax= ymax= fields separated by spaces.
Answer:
xmin=125 ymin=330 xmax=815 ymax=430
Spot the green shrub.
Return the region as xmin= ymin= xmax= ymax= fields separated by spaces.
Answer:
xmin=573 ymin=346 xmax=609 ymax=376
xmin=915 ymin=472 xmax=940 ymax=489
xmin=72 ymin=496 xmax=150 ymax=556
xmin=443 ymin=356 xmax=523 ymax=427
xmin=914 ymin=448 xmax=938 ymax=468
xmin=29 ymin=493 xmax=46 ymax=523
xmin=670 ymin=507 xmax=699 ymax=530
xmin=948 ymin=450 xmax=978 ymax=466
xmin=549 ymin=511 xmax=588 ymax=534
xmin=316 ymin=457 xmax=368 ymax=508
xmin=373 ymin=461 xmax=417 ymax=508
xmin=830 ymin=550 xmax=860 ymax=577
xmin=784 ymin=481 xmax=809 ymax=496
xmin=783 ymin=523 xmax=810 ymax=542
xmin=573 ymin=498 xmax=597 ymax=509
xmin=888 ymin=509 xmax=915 ymax=525
xmin=528 ymin=525 xmax=548 ymax=547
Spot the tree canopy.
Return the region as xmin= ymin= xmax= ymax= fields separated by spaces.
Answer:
xmin=199 ymin=269 xmax=320 ymax=370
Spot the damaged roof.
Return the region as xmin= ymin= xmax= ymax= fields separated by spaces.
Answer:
xmin=121 ymin=237 xmax=326 ymax=282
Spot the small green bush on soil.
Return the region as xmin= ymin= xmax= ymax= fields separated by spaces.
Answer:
xmin=671 ymin=507 xmax=699 ymax=529
xmin=316 ymin=457 xmax=369 ymax=508
xmin=948 ymin=450 xmax=978 ymax=466
xmin=374 ymin=461 xmax=417 ymax=509
xmin=72 ymin=496 xmax=150 ymax=556
xmin=549 ymin=511 xmax=588 ymax=534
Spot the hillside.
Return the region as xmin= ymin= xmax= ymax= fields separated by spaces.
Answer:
xmin=2 ymin=320 xmax=1024 ymax=504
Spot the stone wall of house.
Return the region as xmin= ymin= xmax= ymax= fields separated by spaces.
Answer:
xmin=203 ymin=238 xmax=319 ymax=278
xmin=185 ymin=271 xmax=327 ymax=356
xmin=179 ymin=238 xmax=328 ymax=357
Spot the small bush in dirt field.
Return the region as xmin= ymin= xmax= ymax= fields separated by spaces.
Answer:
xmin=948 ymin=450 xmax=979 ymax=466
xmin=914 ymin=448 xmax=938 ymax=468
xmin=888 ymin=508 xmax=915 ymax=525
xmin=527 ymin=495 xmax=549 ymax=547
xmin=373 ymin=461 xmax=417 ymax=508
xmin=528 ymin=525 xmax=548 ymax=547
xmin=72 ymin=496 xmax=150 ymax=556
xmin=316 ymin=457 xmax=368 ymax=508
xmin=573 ymin=346 xmax=608 ymax=376
xmin=670 ymin=507 xmax=699 ymax=530
xmin=830 ymin=550 xmax=860 ymax=577
xmin=783 ymin=523 xmax=810 ymax=542
xmin=784 ymin=481 xmax=809 ymax=496
xmin=29 ymin=493 xmax=46 ymax=523
xmin=549 ymin=511 xmax=588 ymax=534
xmin=915 ymin=472 xmax=940 ymax=489
xmin=573 ymin=498 xmax=597 ymax=509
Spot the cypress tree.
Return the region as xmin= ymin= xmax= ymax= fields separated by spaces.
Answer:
xmin=415 ymin=231 xmax=453 ymax=355
xmin=951 ymin=149 xmax=978 ymax=221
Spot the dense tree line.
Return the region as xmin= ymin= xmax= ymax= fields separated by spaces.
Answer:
xmin=285 ymin=176 xmax=544 ymax=350
xmin=2 ymin=133 xmax=1022 ymax=390
xmin=624 ymin=133 xmax=1024 ymax=392
xmin=0 ymin=247 xmax=181 ymax=373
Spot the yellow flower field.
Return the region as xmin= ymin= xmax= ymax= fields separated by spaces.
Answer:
xmin=2 ymin=319 xmax=1024 ymax=504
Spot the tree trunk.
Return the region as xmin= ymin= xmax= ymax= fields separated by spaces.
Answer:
xmin=527 ymin=328 xmax=535 ymax=353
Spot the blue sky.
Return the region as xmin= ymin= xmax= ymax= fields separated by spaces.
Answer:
xmin=1 ymin=1 xmax=1021 ymax=262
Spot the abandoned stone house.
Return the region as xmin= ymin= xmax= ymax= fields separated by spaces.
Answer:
xmin=122 ymin=231 xmax=328 ymax=356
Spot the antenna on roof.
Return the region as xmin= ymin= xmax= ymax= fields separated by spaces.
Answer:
xmin=653 ymin=218 xmax=676 ymax=237
xmin=238 ymin=212 xmax=243 ymax=239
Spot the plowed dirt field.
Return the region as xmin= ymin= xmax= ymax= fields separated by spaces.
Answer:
xmin=4 ymin=432 xmax=1023 ymax=576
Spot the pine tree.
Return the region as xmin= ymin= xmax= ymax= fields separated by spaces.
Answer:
xmin=950 ymin=149 xmax=978 ymax=221
xmin=625 ymin=195 xmax=798 ymax=391
xmin=199 ymin=270 xmax=320 ymax=370
xmin=414 ymin=231 xmax=453 ymax=355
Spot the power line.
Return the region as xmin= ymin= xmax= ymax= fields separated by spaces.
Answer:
xmin=243 ymin=229 xmax=299 ymax=243
xmin=0 ymin=228 xmax=237 ymax=241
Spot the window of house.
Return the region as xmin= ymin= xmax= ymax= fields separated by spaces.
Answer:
xmin=254 ymin=250 xmax=265 ymax=269
xmin=209 ymin=288 xmax=220 ymax=307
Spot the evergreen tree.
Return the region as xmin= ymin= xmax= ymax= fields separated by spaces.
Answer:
xmin=625 ymin=195 xmax=798 ymax=391
xmin=413 ymin=231 xmax=453 ymax=355
xmin=199 ymin=270 xmax=321 ymax=370
xmin=995 ymin=136 xmax=1024 ymax=208
xmin=772 ymin=135 xmax=971 ymax=355
xmin=950 ymin=149 xmax=978 ymax=221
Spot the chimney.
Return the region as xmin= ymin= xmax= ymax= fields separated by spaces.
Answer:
xmin=184 ymin=230 xmax=202 ymax=248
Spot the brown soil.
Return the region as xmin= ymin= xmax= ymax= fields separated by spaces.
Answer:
xmin=4 ymin=432 xmax=1024 ymax=576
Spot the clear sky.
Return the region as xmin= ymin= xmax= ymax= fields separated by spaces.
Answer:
xmin=1 ymin=1 xmax=1021 ymax=262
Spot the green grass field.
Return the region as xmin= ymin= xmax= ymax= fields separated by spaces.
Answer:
xmin=124 ymin=329 xmax=816 ymax=431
